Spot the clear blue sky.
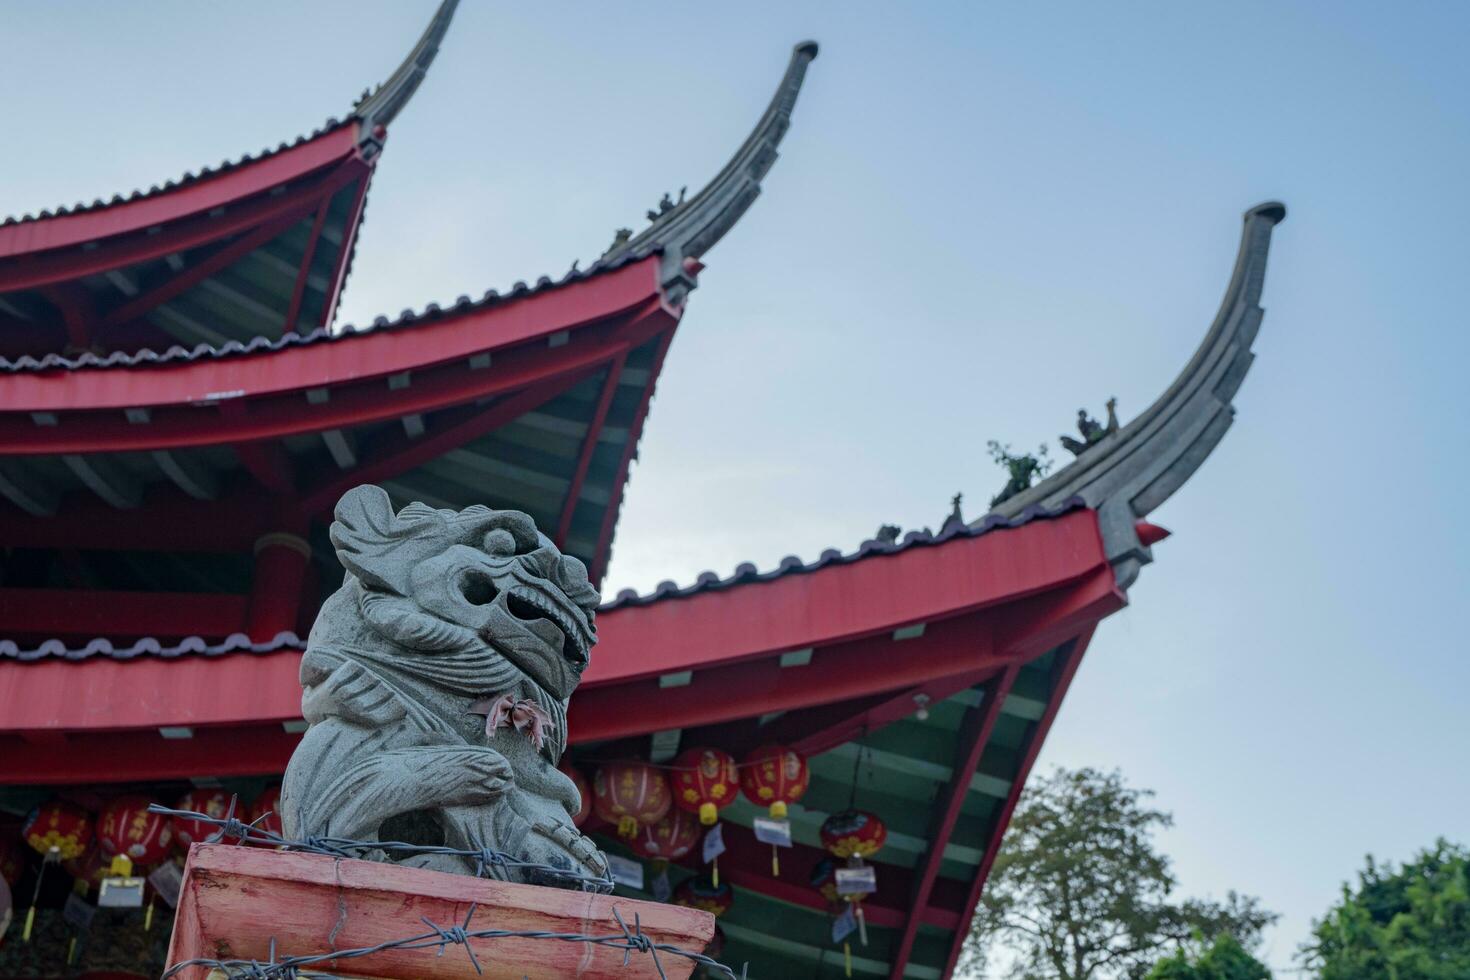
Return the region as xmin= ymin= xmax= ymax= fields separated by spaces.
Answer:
xmin=5 ymin=1 xmax=1467 ymax=972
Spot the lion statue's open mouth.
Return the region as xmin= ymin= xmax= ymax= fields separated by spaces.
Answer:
xmin=279 ymin=485 xmax=610 ymax=889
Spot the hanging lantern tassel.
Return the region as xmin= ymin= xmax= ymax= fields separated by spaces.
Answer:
xmin=67 ymin=936 xmax=78 ymax=966
xmin=772 ymin=843 xmax=779 ymax=877
xmin=711 ymin=853 xmax=718 ymax=888
xmin=844 ymin=940 xmax=852 ymax=977
xmin=24 ymin=847 xmax=59 ymax=942
xmin=145 ymin=894 xmax=155 ymax=931
xmin=856 ymin=902 xmax=869 ymax=946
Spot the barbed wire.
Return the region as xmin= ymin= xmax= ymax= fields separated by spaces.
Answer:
xmin=147 ymin=802 xmax=615 ymax=892
xmin=149 ymin=801 xmax=742 ymax=979
xmin=160 ymin=902 xmax=742 ymax=979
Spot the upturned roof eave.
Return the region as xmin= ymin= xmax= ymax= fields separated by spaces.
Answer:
xmin=0 ymin=0 xmax=461 ymax=250
xmin=986 ymin=202 xmax=1287 ymax=588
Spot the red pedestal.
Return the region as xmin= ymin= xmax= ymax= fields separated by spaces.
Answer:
xmin=165 ymin=844 xmax=716 ymax=979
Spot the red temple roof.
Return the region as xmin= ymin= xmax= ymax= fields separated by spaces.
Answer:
xmin=0 ymin=1 xmax=460 ymax=361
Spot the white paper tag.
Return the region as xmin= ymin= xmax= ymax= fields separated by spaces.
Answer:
xmin=652 ymin=869 xmax=672 ymax=903
xmin=835 ymin=866 xmax=878 ymax=895
xmin=63 ymin=891 xmax=97 ymax=929
xmin=753 ymin=817 xmax=792 ymax=847
xmin=606 ymin=854 xmax=645 ymax=891
xmin=832 ymin=904 xmax=857 ymax=942
xmin=702 ymin=822 xmax=726 ymax=864
xmin=98 ymin=876 xmax=146 ymax=908
xmin=148 ymin=861 xmax=184 ymax=909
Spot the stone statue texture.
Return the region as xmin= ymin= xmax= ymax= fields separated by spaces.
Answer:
xmin=280 ymin=485 xmax=610 ymax=889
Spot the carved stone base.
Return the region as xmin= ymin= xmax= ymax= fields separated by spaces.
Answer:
xmin=165 ymin=844 xmax=716 ymax=979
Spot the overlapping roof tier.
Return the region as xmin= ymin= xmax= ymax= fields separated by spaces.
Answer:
xmin=0 ymin=2 xmax=1288 ymax=975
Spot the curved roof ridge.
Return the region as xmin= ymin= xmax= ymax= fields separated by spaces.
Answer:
xmin=987 ymin=202 xmax=1288 ymax=587
xmin=0 ymin=119 xmax=351 ymax=229
xmin=0 ymin=247 xmax=659 ymax=373
xmin=601 ymin=41 xmax=820 ymax=303
xmin=1 ymin=0 xmax=460 ymax=229
xmin=0 ymin=631 xmax=304 ymax=663
xmin=601 ymin=497 xmax=1085 ymax=611
xmin=2 ymin=499 xmax=1088 ymax=661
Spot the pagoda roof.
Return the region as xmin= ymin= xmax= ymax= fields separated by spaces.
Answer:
xmin=0 ymin=502 xmax=1123 ymax=980
xmin=0 ymin=1 xmax=460 ymax=360
xmin=0 ymin=247 xmax=655 ymax=373
xmin=0 ymin=2 xmax=456 ymax=233
xmin=0 ymin=34 xmax=821 ymax=591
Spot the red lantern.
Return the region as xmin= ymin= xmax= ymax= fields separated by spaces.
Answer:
xmin=171 ymin=789 xmax=231 ymax=851
xmin=558 ymin=761 xmax=592 ymax=828
xmin=249 ymin=786 xmax=284 ymax=839
xmin=819 ymin=809 xmax=887 ymax=860
xmin=671 ymin=748 xmax=739 ymax=826
xmin=23 ymin=800 xmax=92 ymax=861
xmin=739 ymin=744 xmax=809 ymax=819
xmin=64 ymin=842 xmax=112 ymax=892
xmin=98 ymin=795 xmax=174 ymax=866
xmin=593 ymin=762 xmax=671 ymax=838
xmin=672 ymin=875 xmax=733 ymax=918
xmin=630 ymin=808 xmax=701 ymax=862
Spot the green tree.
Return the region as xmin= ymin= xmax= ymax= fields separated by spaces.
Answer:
xmin=962 ymin=767 xmax=1275 ymax=980
xmin=1301 ymin=839 xmax=1470 ymax=980
xmin=1146 ymin=934 xmax=1271 ymax=980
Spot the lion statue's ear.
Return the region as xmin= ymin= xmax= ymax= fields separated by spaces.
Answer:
xmin=330 ymin=485 xmax=437 ymax=594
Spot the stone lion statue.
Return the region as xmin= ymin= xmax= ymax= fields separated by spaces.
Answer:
xmin=280 ymin=485 xmax=610 ymax=889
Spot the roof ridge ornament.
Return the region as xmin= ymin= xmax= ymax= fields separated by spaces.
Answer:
xmin=603 ymin=40 xmax=820 ymax=305
xmin=984 ymin=202 xmax=1288 ymax=589
xmin=354 ymin=0 xmax=462 ymax=158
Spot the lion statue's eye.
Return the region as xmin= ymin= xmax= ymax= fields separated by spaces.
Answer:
xmin=483 ymin=529 xmax=517 ymax=557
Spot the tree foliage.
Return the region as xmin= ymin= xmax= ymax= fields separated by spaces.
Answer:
xmin=963 ymin=767 xmax=1275 ymax=980
xmin=1301 ymin=839 xmax=1470 ymax=980
xmin=1146 ymin=935 xmax=1271 ymax=980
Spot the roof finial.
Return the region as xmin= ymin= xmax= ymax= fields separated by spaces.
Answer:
xmin=602 ymin=40 xmax=820 ymax=302
xmin=354 ymin=0 xmax=462 ymax=157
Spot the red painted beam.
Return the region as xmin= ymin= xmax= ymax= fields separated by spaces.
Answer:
xmin=785 ymin=670 xmax=997 ymax=759
xmin=0 ymin=587 xmax=247 ymax=640
xmin=586 ymin=508 xmax=1107 ymax=686
xmin=99 ymin=204 xmax=326 ymax=330
xmin=0 ymin=313 xmax=652 ymax=457
xmin=0 ymin=126 xmax=359 ymax=259
xmin=939 ymin=629 xmax=1095 ymax=979
xmin=38 ymin=284 xmax=98 ymax=350
xmin=589 ymin=329 xmax=676 ymax=584
xmin=297 ymin=367 xmax=609 ymax=516
xmin=0 ymin=160 xmax=366 ymax=294
xmin=0 ymin=725 xmax=301 ymax=784
xmin=889 ymin=666 xmax=1020 ymax=978
xmin=0 ymin=650 xmax=305 ymax=734
xmin=0 ymin=256 xmax=661 ymax=417
xmin=230 ymin=437 xmax=299 ymax=495
xmin=570 ymin=614 xmax=1006 ymax=744
xmin=555 ymin=350 xmax=627 ymax=547
xmin=317 ymin=175 xmax=372 ymax=330
xmin=285 ymin=198 xmax=332 ymax=333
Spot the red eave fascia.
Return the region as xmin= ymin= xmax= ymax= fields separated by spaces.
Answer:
xmin=583 ymin=507 xmax=1109 ymax=687
xmin=0 ymin=509 xmax=1113 ymax=738
xmin=0 ymin=126 xmax=361 ymax=260
xmin=0 ymin=256 xmax=664 ymax=418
